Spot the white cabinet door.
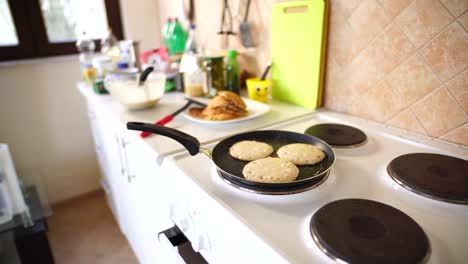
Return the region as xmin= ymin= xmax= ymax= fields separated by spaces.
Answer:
xmin=121 ymin=135 xmax=176 ymax=264
xmin=86 ymin=102 xmax=111 ymax=185
xmin=93 ymin=116 xmax=128 ymax=234
xmin=85 ymin=99 xmax=177 ymax=263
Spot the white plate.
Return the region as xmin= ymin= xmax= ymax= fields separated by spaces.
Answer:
xmin=183 ymin=97 xmax=271 ymax=125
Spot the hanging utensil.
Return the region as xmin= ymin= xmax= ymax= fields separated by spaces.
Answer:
xmin=181 ymin=0 xmax=195 ymax=24
xmin=239 ymin=0 xmax=254 ymax=48
xmin=218 ymin=0 xmax=236 ymax=49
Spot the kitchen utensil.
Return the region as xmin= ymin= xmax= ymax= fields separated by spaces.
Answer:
xmin=218 ymin=0 xmax=236 ymax=49
xmin=260 ymin=61 xmax=271 ymax=80
xmin=271 ymin=0 xmax=328 ymax=109
xmin=181 ymin=0 xmax=195 ymax=24
xmin=140 ymin=98 xmax=207 ymax=138
xmin=126 ymin=123 xmax=335 ymax=193
xmin=246 ymin=78 xmax=269 ymax=103
xmin=105 ymin=70 xmax=165 ymax=110
xmin=218 ymin=0 xmax=235 ymax=35
xmin=239 ymin=0 xmax=254 ymax=48
xmin=138 ymin=66 xmax=154 ymax=86
xmin=183 ymin=97 xmax=270 ymax=124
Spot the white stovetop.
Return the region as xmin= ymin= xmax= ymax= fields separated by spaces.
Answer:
xmin=78 ymin=82 xmax=313 ymax=156
xmin=170 ymin=111 xmax=468 ymax=263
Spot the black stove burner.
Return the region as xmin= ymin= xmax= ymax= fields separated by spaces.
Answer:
xmin=387 ymin=153 xmax=468 ymax=204
xmin=310 ymin=199 xmax=430 ymax=264
xmin=305 ymin=123 xmax=367 ymax=147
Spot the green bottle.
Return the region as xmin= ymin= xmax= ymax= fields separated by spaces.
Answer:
xmin=162 ymin=17 xmax=173 ymax=50
xmin=170 ymin=18 xmax=187 ymax=55
xmin=226 ymin=50 xmax=240 ymax=94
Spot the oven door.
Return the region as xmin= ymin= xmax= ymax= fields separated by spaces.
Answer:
xmin=158 ymin=226 xmax=208 ymax=264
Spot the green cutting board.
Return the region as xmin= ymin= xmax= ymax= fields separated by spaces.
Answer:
xmin=271 ymin=0 xmax=328 ymax=109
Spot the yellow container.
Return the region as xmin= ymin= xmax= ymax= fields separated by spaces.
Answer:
xmin=246 ymin=78 xmax=270 ymax=103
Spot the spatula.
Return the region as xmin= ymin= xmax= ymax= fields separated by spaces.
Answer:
xmin=239 ymin=0 xmax=254 ymax=48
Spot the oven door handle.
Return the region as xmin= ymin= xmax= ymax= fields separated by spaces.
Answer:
xmin=158 ymin=225 xmax=188 ymax=246
xmin=158 ymin=226 xmax=208 ymax=264
xmin=158 ymin=226 xmax=188 ymax=264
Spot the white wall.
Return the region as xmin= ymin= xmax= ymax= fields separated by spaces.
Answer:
xmin=0 ymin=58 xmax=99 ymax=203
xmin=0 ymin=0 xmax=162 ymax=204
xmin=120 ymin=0 xmax=162 ymax=52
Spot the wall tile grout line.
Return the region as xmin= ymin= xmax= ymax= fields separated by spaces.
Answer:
xmin=437 ymin=121 xmax=466 ymax=139
xmin=347 ymin=20 xmax=418 ymax=112
xmin=438 ymin=0 xmax=465 ymax=19
xmin=444 ymin=80 xmax=468 ymax=118
xmin=408 ymin=106 xmax=432 ymax=136
xmin=337 ymin=12 xmax=394 ymax=77
xmin=394 ymin=1 xmax=456 ymax=50
xmin=385 ymin=85 xmax=411 ymax=123
xmin=437 ymin=0 xmax=458 ymax=19
xmin=325 ymin=1 xmax=467 ymax=146
xmin=342 ymin=0 xmax=364 ymax=21
xmin=459 ymin=9 xmax=468 ymax=19
xmin=413 ymin=18 xmax=467 ymax=115
xmin=417 ymin=19 xmax=458 ymax=54
xmin=455 ymin=18 xmax=468 ymax=34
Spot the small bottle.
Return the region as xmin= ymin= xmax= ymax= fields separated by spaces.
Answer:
xmin=226 ymin=50 xmax=240 ymax=94
xmin=185 ymin=24 xmax=198 ymax=54
xmin=76 ymin=32 xmax=96 ymax=84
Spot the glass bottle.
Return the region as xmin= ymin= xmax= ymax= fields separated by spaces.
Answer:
xmin=226 ymin=50 xmax=240 ymax=94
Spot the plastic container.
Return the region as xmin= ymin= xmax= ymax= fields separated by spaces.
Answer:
xmin=226 ymin=50 xmax=240 ymax=94
xmin=105 ymin=71 xmax=166 ymax=110
xmin=246 ymin=78 xmax=270 ymax=103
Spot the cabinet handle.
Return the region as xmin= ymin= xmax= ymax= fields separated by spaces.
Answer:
xmin=121 ymin=138 xmax=136 ymax=183
xmin=116 ymin=136 xmax=126 ymax=176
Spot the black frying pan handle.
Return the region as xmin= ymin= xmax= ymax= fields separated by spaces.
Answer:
xmin=126 ymin=122 xmax=200 ymax=155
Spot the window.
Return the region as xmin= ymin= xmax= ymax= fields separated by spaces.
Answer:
xmin=0 ymin=0 xmax=123 ymax=61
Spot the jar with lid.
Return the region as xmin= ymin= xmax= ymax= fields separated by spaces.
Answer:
xmin=203 ymin=56 xmax=224 ymax=96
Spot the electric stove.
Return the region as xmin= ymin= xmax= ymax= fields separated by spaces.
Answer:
xmin=164 ymin=111 xmax=468 ymax=263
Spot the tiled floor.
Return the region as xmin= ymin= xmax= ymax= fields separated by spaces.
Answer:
xmin=48 ymin=191 xmax=138 ymax=264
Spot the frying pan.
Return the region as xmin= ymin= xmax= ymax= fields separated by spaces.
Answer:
xmin=127 ymin=122 xmax=335 ymax=194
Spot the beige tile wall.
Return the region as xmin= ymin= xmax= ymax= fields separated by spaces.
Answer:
xmin=157 ymin=0 xmax=467 ymax=146
xmin=325 ymin=0 xmax=468 ymax=146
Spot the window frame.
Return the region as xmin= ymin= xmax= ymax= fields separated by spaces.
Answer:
xmin=0 ymin=0 xmax=124 ymax=61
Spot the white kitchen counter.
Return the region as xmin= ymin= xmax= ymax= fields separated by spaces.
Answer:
xmin=78 ymin=82 xmax=314 ymax=156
